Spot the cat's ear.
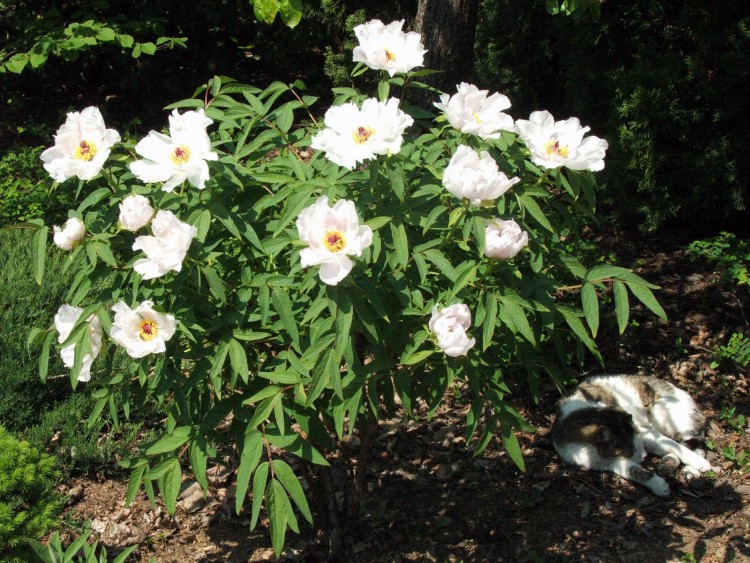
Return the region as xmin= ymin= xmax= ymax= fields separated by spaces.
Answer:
xmin=595 ymin=426 xmax=612 ymax=444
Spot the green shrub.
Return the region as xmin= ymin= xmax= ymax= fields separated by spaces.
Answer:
xmin=0 ymin=229 xmax=77 ymax=432
xmin=688 ymin=231 xmax=750 ymax=289
xmin=0 ymin=146 xmax=77 ymax=227
xmin=0 ymin=425 xmax=65 ymax=562
xmin=24 ymin=392 xmax=163 ymax=478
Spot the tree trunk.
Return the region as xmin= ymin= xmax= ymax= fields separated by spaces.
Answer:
xmin=415 ymin=0 xmax=480 ymax=96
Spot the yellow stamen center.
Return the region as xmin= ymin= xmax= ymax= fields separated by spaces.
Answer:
xmin=384 ymin=49 xmax=396 ymax=63
xmin=74 ymin=140 xmax=98 ymax=161
xmin=138 ymin=320 xmax=159 ymax=341
xmin=170 ymin=145 xmax=192 ymax=165
xmin=323 ymin=230 xmax=346 ymax=253
xmin=352 ymin=126 xmax=375 ymax=145
xmin=473 ymin=112 xmax=482 ymax=124
xmin=545 ymin=140 xmax=569 ymax=158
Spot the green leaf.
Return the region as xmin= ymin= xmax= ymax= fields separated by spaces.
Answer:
xmin=125 ymin=464 xmax=146 ymax=506
xmin=626 ymin=280 xmax=667 ymax=320
xmin=145 ymin=427 xmax=191 ymax=455
xmin=243 ymin=385 xmax=281 ymax=405
xmin=400 ymin=349 xmax=434 ymax=366
xmin=378 ymin=79 xmax=390 ymax=102
xmin=189 ymin=438 xmax=209 ymax=493
xmin=613 ymin=279 xmax=630 ymax=334
xmin=272 ymin=287 xmax=300 ymax=348
xmin=584 ymin=264 xmax=633 ymax=281
xmin=499 ymin=294 xmax=535 ymax=345
xmin=518 ymin=194 xmax=554 ymax=233
xmin=272 ymin=459 xmax=313 ymax=524
xmin=77 ymin=187 xmax=111 ymax=212
xmin=581 ymin=282 xmax=600 ymax=338
xmin=390 ymin=221 xmax=409 ymax=269
xmin=38 ymin=330 xmax=55 ymax=383
xmin=236 ymin=430 xmax=264 ymax=515
xmin=422 ymin=248 xmax=457 ymax=281
xmin=228 ymin=338 xmax=249 ymax=384
xmin=247 ymin=394 xmax=281 ymax=429
xmin=250 ymin=461 xmax=270 ymax=530
xmin=482 ymin=292 xmax=498 ymax=351
xmin=202 ymin=266 xmax=227 ymax=303
xmin=268 ymin=479 xmax=289 ymax=558
xmin=278 ymin=0 xmax=303 ymax=28
xmin=558 ymin=305 xmax=602 ymax=363
xmin=162 ymin=459 xmax=182 ymax=515
xmin=253 ymin=0 xmax=280 ymax=25
xmin=112 ymin=545 xmax=138 ymax=563
xmin=266 ymin=431 xmax=330 ymax=465
xmin=501 ymin=423 xmax=526 ymax=472
xmin=30 ymin=224 xmax=48 ymax=285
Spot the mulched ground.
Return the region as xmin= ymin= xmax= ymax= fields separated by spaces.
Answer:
xmin=55 ymin=230 xmax=750 ymax=562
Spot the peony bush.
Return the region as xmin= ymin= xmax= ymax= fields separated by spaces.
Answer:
xmin=25 ymin=19 xmax=665 ymax=556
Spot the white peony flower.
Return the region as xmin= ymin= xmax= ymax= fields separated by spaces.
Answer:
xmin=41 ymin=106 xmax=121 ymax=182
xmin=54 ymin=304 xmax=103 ymax=382
xmin=132 ymin=210 xmax=197 ymax=280
xmin=434 ymin=83 xmax=515 ymax=139
xmin=129 ymin=108 xmax=218 ymax=192
xmin=485 ymin=218 xmax=529 ymax=259
xmin=515 ymin=110 xmax=608 ymax=171
xmin=442 ymin=145 xmax=520 ymax=205
xmin=119 ymin=194 xmax=155 ymax=231
xmin=110 ymin=300 xmax=177 ymax=358
xmin=429 ymin=303 xmax=476 ymax=357
xmin=53 ymin=218 xmax=86 ymax=251
xmin=310 ymin=97 xmax=414 ymax=170
xmin=352 ymin=19 xmax=426 ymax=76
xmin=296 ymin=196 xmax=373 ymax=286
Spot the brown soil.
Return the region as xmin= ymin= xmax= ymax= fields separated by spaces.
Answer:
xmin=55 ymin=232 xmax=750 ymax=562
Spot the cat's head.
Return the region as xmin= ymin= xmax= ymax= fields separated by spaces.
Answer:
xmin=592 ymin=408 xmax=639 ymax=459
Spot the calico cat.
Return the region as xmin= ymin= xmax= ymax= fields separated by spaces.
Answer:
xmin=551 ymin=374 xmax=715 ymax=496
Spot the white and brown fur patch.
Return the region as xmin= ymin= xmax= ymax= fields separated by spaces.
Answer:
xmin=551 ymin=374 xmax=715 ymax=496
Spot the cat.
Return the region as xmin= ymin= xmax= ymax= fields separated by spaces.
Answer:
xmin=550 ymin=374 xmax=715 ymax=496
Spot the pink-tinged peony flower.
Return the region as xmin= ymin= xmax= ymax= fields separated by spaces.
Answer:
xmin=296 ymin=196 xmax=373 ymax=286
xmin=110 ymin=300 xmax=177 ymax=358
xmin=54 ymin=304 xmax=103 ymax=382
xmin=434 ymin=83 xmax=515 ymax=139
xmin=429 ymin=303 xmax=476 ymax=357
xmin=352 ymin=19 xmax=426 ymax=76
xmin=442 ymin=145 xmax=520 ymax=205
xmin=132 ymin=210 xmax=197 ymax=280
xmin=310 ymin=97 xmax=413 ymax=170
xmin=119 ymin=194 xmax=155 ymax=231
xmin=515 ymin=110 xmax=608 ymax=171
xmin=53 ymin=218 xmax=85 ymax=251
xmin=41 ymin=106 xmax=121 ymax=182
xmin=484 ymin=218 xmax=529 ymax=259
xmin=129 ymin=109 xmax=218 ymax=192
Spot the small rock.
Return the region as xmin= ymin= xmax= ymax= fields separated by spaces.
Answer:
xmin=734 ymin=484 xmax=750 ymax=496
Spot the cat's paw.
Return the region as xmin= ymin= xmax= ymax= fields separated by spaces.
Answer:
xmin=646 ymin=475 xmax=671 ymax=497
xmin=689 ymin=455 xmax=713 ymax=473
xmin=681 ymin=465 xmax=701 ymax=481
xmin=656 ymin=453 xmax=680 ymax=476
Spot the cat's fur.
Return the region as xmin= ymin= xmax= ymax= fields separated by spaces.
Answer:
xmin=551 ymin=374 xmax=715 ymax=496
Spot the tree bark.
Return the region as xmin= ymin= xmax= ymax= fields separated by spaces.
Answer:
xmin=415 ymin=0 xmax=480 ymax=95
